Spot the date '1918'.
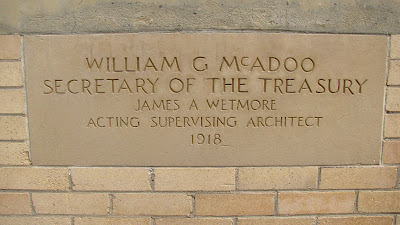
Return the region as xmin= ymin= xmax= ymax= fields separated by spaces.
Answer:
xmin=191 ymin=134 xmax=222 ymax=145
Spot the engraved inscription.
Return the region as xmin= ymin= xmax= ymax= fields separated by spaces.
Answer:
xmin=24 ymin=33 xmax=387 ymax=166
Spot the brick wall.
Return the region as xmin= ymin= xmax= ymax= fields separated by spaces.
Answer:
xmin=0 ymin=34 xmax=399 ymax=225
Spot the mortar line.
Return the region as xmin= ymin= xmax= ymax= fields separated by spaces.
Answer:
xmin=0 ymin=59 xmax=20 ymax=62
xmin=0 ymin=213 xmax=396 ymax=218
xmin=386 ymin=111 xmax=400 ymax=114
xmin=382 ymin=35 xmax=391 ymax=165
xmin=190 ymin=193 xmax=196 ymax=217
xmin=70 ymin=217 xmax=74 ymax=225
xmin=233 ymin=217 xmax=238 ymax=225
xmin=108 ymin=193 xmax=114 ymax=215
xmin=20 ymin=35 xmax=32 ymax=164
xmin=0 ymin=214 xmax=156 ymax=218
xmin=394 ymin=215 xmax=397 ymax=225
xmin=68 ymin=168 xmax=73 ymax=191
xmin=274 ymin=191 xmax=279 ymax=215
xmin=396 ymin=166 xmax=400 ymax=189
xmin=29 ymin=192 xmax=36 ymax=215
xmin=151 ymin=217 xmax=155 ymax=225
xmin=15 ymin=30 xmax=392 ymax=36
xmin=0 ymin=139 xmax=26 ymax=143
xmin=235 ymin=167 xmax=239 ymax=191
xmin=149 ymin=168 xmax=155 ymax=192
xmin=0 ymin=113 xmax=26 ymax=116
xmin=2 ymin=164 xmax=385 ymax=168
xmin=315 ymin=216 xmax=319 ymax=225
xmin=354 ymin=191 xmax=359 ymax=213
xmin=0 ymin=189 xmax=393 ymax=193
xmin=384 ymin=137 xmax=400 ymax=141
xmin=0 ymin=164 xmax=372 ymax=168
xmin=317 ymin=167 xmax=322 ymax=189
xmin=0 ymin=86 xmax=24 ymax=89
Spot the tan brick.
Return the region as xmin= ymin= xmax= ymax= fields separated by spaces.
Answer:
xmin=358 ymin=191 xmax=400 ymax=213
xmin=0 ymin=217 xmax=70 ymax=225
xmin=238 ymin=167 xmax=318 ymax=190
xmin=389 ymin=60 xmax=400 ymax=85
xmin=71 ymin=167 xmax=150 ymax=191
xmin=383 ymin=141 xmax=400 ymax=164
xmin=114 ymin=193 xmax=191 ymax=216
xmin=392 ymin=35 xmax=400 ymax=59
xmin=387 ymin=87 xmax=400 ymax=112
xmin=320 ymin=167 xmax=397 ymax=189
xmin=0 ymin=167 xmax=69 ymax=190
xmin=0 ymin=116 xmax=26 ymax=140
xmin=32 ymin=193 xmax=109 ymax=215
xmin=155 ymin=168 xmax=235 ymax=191
xmin=156 ymin=218 xmax=233 ymax=225
xmin=196 ymin=193 xmax=275 ymax=216
xmin=0 ymin=35 xmax=20 ymax=60
xmin=0 ymin=62 xmax=23 ymax=86
xmin=318 ymin=216 xmax=393 ymax=225
xmin=278 ymin=192 xmax=355 ymax=215
xmin=0 ymin=193 xmax=31 ymax=215
xmin=0 ymin=89 xmax=25 ymax=113
xmin=238 ymin=217 xmax=315 ymax=225
xmin=385 ymin=114 xmax=400 ymax=138
xmin=74 ymin=217 xmax=151 ymax=225
xmin=0 ymin=142 xmax=30 ymax=165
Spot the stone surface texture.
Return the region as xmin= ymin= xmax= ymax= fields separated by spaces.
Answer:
xmin=24 ymin=33 xmax=387 ymax=166
xmin=1 ymin=0 xmax=400 ymax=34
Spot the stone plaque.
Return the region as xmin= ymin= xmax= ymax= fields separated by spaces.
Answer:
xmin=24 ymin=33 xmax=387 ymax=166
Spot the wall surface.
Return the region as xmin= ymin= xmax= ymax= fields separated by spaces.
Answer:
xmin=1 ymin=1 xmax=400 ymax=225
xmin=1 ymin=0 xmax=400 ymax=34
xmin=0 ymin=33 xmax=399 ymax=225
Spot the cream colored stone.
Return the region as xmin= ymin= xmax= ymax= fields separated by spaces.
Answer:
xmin=0 ymin=167 xmax=69 ymax=190
xmin=0 ymin=217 xmax=70 ymax=225
xmin=0 ymin=89 xmax=25 ymax=113
xmin=196 ymin=193 xmax=275 ymax=216
xmin=383 ymin=141 xmax=400 ymax=164
xmin=320 ymin=167 xmax=397 ymax=189
xmin=387 ymin=87 xmax=400 ymax=111
xmin=238 ymin=217 xmax=315 ymax=225
xmin=24 ymin=34 xmax=386 ymax=166
xmin=32 ymin=193 xmax=109 ymax=215
xmin=358 ymin=191 xmax=400 ymax=213
xmin=155 ymin=168 xmax=235 ymax=191
xmin=389 ymin=61 xmax=400 ymax=85
xmin=71 ymin=167 xmax=150 ymax=191
xmin=74 ymin=217 xmax=151 ymax=225
xmin=0 ymin=116 xmax=26 ymax=140
xmin=385 ymin=114 xmax=400 ymax=138
xmin=238 ymin=167 xmax=318 ymax=190
xmin=0 ymin=193 xmax=31 ymax=215
xmin=318 ymin=216 xmax=393 ymax=225
xmin=0 ymin=35 xmax=20 ymax=59
xmin=392 ymin=35 xmax=400 ymax=59
xmin=0 ymin=142 xmax=30 ymax=165
xmin=156 ymin=218 xmax=233 ymax=225
xmin=0 ymin=62 xmax=23 ymax=86
xmin=1 ymin=0 xmax=399 ymax=35
xmin=278 ymin=192 xmax=355 ymax=215
xmin=113 ymin=193 xmax=192 ymax=216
